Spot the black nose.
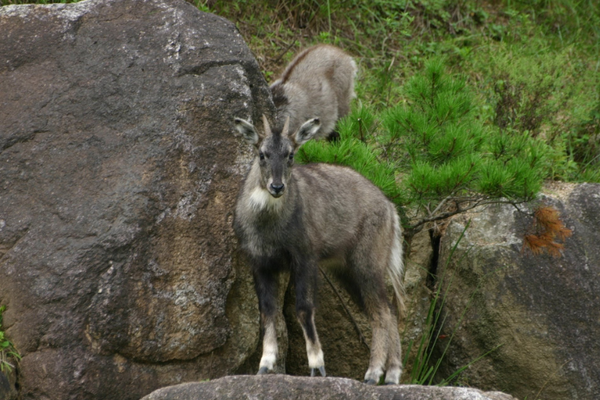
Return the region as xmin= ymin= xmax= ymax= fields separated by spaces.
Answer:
xmin=270 ymin=183 xmax=285 ymax=194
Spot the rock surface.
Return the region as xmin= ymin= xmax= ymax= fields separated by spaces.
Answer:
xmin=434 ymin=183 xmax=600 ymax=400
xmin=0 ymin=0 xmax=274 ymax=398
xmin=0 ymin=371 xmax=16 ymax=400
xmin=141 ymin=375 xmax=517 ymax=400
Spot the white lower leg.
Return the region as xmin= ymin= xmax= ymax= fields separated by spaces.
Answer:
xmin=365 ymin=323 xmax=389 ymax=383
xmin=305 ymin=340 xmax=325 ymax=369
xmin=385 ymin=320 xmax=403 ymax=384
xmin=364 ymin=365 xmax=385 ymax=383
xmin=258 ymin=322 xmax=278 ymax=372
xmin=300 ymin=315 xmax=324 ymax=369
xmin=384 ymin=367 xmax=402 ymax=385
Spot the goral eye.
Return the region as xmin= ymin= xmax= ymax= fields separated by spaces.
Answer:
xmin=259 ymin=152 xmax=265 ymax=160
xmin=289 ymin=152 xmax=294 ymax=160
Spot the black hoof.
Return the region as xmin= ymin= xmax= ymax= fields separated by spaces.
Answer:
xmin=310 ymin=366 xmax=326 ymax=377
xmin=257 ymin=367 xmax=269 ymax=375
xmin=364 ymin=379 xmax=377 ymax=385
xmin=384 ymin=381 xmax=397 ymax=385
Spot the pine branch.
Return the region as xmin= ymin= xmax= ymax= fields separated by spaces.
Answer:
xmin=408 ymin=197 xmax=530 ymax=232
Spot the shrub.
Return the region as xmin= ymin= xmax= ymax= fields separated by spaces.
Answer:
xmin=299 ymin=58 xmax=549 ymax=235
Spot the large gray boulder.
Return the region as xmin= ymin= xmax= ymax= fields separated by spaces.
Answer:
xmin=434 ymin=183 xmax=600 ymax=400
xmin=141 ymin=375 xmax=517 ymax=400
xmin=0 ymin=0 xmax=274 ymax=398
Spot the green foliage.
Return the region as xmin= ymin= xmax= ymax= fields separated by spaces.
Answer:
xmin=568 ymin=101 xmax=600 ymax=181
xmin=297 ymin=106 xmax=405 ymax=204
xmin=181 ymin=0 xmax=600 ymax=183
xmin=461 ymin=36 xmax=600 ymax=182
xmin=299 ymin=59 xmax=548 ymax=230
xmin=0 ymin=306 xmax=20 ymax=373
xmin=505 ymin=0 xmax=600 ymax=47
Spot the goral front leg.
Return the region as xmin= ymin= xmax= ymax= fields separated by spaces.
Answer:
xmin=253 ymin=266 xmax=279 ymax=375
xmin=258 ymin=317 xmax=277 ymax=374
xmin=293 ymin=257 xmax=326 ymax=377
xmin=298 ymin=307 xmax=326 ymax=377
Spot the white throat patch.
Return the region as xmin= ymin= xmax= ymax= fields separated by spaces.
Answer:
xmin=248 ymin=187 xmax=283 ymax=212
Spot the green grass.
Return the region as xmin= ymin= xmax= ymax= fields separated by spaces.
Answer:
xmin=403 ymin=220 xmax=502 ymax=385
xmin=192 ymin=0 xmax=599 ymax=185
xmin=0 ymin=306 xmax=20 ymax=374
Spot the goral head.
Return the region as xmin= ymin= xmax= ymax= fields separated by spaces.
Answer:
xmin=234 ymin=115 xmax=320 ymax=198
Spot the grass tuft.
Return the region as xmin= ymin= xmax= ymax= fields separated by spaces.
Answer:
xmin=0 ymin=306 xmax=20 ymax=374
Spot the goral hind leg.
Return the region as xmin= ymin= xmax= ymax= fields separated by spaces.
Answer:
xmin=353 ymin=261 xmax=397 ymax=384
xmin=384 ymin=311 xmax=402 ymax=385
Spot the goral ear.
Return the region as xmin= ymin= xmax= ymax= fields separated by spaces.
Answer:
xmin=234 ymin=118 xmax=260 ymax=146
xmin=293 ymin=118 xmax=321 ymax=148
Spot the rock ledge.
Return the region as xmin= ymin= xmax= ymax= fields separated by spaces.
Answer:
xmin=142 ymin=375 xmax=517 ymax=400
